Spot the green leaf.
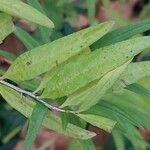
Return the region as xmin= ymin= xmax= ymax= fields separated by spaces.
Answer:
xmin=61 ymin=60 xmax=131 ymax=111
xmin=85 ymin=91 xmax=149 ymax=149
xmin=112 ymin=129 xmax=125 ymax=150
xmin=127 ymin=83 xmax=150 ymax=97
xmin=0 ymin=13 xmax=15 ymax=43
xmin=23 ymin=103 xmax=47 ymax=150
xmin=36 ymin=47 xmax=91 ymax=93
xmin=67 ymin=113 xmax=86 ymax=129
xmin=4 ymin=21 xmax=113 ymax=81
xmin=27 ymin=0 xmax=45 ymax=14
xmin=17 ymin=79 xmax=40 ymax=91
xmin=61 ymin=112 xmax=69 ymax=130
xmin=77 ymin=114 xmax=116 ymax=133
xmin=87 ymin=89 xmax=150 ymax=129
xmin=41 ymin=36 xmax=150 ymax=99
xmin=92 ymin=19 xmax=150 ymax=49
xmin=27 ymin=0 xmax=51 ymax=43
xmin=0 ymin=49 xmax=16 ymax=61
xmin=0 ymin=84 xmax=96 ymax=139
xmin=14 ymin=26 xmax=40 ymax=50
xmin=112 ymin=61 xmax=150 ymax=91
xmin=0 ymin=0 xmax=54 ymax=28
xmin=86 ymin=0 xmax=97 ymax=25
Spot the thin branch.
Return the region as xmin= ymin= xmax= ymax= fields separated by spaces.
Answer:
xmin=0 ymin=79 xmax=69 ymax=113
xmin=0 ymin=80 xmax=37 ymax=98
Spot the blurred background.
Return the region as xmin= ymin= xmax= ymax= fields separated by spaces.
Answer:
xmin=0 ymin=0 xmax=150 ymax=149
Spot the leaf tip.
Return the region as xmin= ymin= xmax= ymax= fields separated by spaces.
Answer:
xmin=48 ymin=20 xmax=55 ymax=29
xmin=84 ymin=131 xmax=96 ymax=139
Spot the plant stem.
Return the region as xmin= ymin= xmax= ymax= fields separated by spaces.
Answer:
xmin=0 ymin=79 xmax=68 ymax=113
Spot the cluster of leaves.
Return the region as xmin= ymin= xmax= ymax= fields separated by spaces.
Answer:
xmin=0 ymin=0 xmax=150 ymax=150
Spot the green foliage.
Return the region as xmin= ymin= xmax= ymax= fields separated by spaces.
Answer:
xmin=112 ymin=129 xmax=125 ymax=150
xmin=0 ymin=0 xmax=54 ymax=28
xmin=14 ymin=26 xmax=40 ymax=50
xmin=112 ymin=61 xmax=150 ymax=91
xmin=127 ymin=83 xmax=150 ymax=97
xmin=43 ymin=0 xmax=77 ymax=29
xmin=61 ymin=61 xmax=130 ymax=111
xmin=85 ymin=90 xmax=150 ymax=149
xmin=23 ymin=103 xmax=47 ymax=150
xmin=0 ymin=49 xmax=16 ymax=61
xmin=27 ymin=0 xmax=51 ymax=43
xmin=0 ymin=13 xmax=15 ymax=44
xmin=0 ymin=1 xmax=150 ymax=149
xmin=0 ymin=84 xmax=95 ymax=139
xmin=61 ymin=112 xmax=69 ymax=130
xmin=3 ymin=21 xmax=113 ymax=81
xmin=92 ymin=19 xmax=150 ymax=49
xmin=41 ymin=37 xmax=150 ymax=99
xmin=77 ymin=114 xmax=116 ymax=133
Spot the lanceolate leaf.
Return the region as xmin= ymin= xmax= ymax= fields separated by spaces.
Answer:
xmin=112 ymin=61 xmax=150 ymax=91
xmin=0 ymin=13 xmax=15 ymax=44
xmin=86 ymin=90 xmax=149 ymax=149
xmin=4 ymin=21 xmax=113 ymax=81
xmin=14 ymin=26 xmax=40 ymax=50
xmin=41 ymin=36 xmax=150 ymax=99
xmin=0 ymin=0 xmax=54 ymax=28
xmin=92 ymin=19 xmax=150 ymax=49
xmin=36 ymin=47 xmax=91 ymax=93
xmin=23 ymin=103 xmax=47 ymax=150
xmin=110 ymin=91 xmax=150 ymax=150
xmin=0 ymin=84 xmax=96 ymax=139
xmin=61 ymin=61 xmax=131 ymax=111
xmin=77 ymin=114 xmax=116 ymax=133
xmin=87 ymin=89 xmax=150 ymax=129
